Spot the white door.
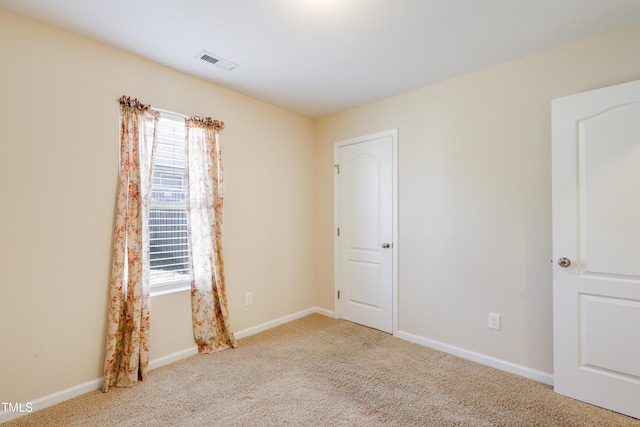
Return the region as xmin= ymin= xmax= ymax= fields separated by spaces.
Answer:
xmin=552 ymin=79 xmax=640 ymax=419
xmin=334 ymin=130 xmax=397 ymax=334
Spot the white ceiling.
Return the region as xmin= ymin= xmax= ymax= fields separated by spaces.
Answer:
xmin=2 ymin=0 xmax=640 ymax=118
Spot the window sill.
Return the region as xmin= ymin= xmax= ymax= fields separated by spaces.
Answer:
xmin=150 ymin=280 xmax=191 ymax=297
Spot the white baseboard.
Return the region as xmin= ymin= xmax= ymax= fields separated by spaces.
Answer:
xmin=395 ymin=330 xmax=554 ymax=386
xmin=234 ymin=307 xmax=335 ymax=339
xmin=0 ymin=346 xmax=202 ymax=424
xmin=148 ymin=346 xmax=199 ymax=371
xmin=0 ymin=307 xmax=334 ymax=424
xmin=0 ymin=377 xmax=103 ymax=424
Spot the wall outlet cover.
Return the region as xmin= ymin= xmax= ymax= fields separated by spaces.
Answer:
xmin=488 ymin=312 xmax=501 ymax=330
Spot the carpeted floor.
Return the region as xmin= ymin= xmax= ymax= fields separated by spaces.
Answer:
xmin=6 ymin=314 xmax=640 ymax=426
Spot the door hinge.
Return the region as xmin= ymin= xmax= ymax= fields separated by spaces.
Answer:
xmin=337 ymin=290 xmax=340 ymax=299
xmin=337 ymin=227 xmax=340 ymax=237
xmin=334 ymin=163 xmax=340 ymax=174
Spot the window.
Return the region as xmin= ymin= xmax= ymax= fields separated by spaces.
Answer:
xmin=149 ymin=113 xmax=190 ymax=294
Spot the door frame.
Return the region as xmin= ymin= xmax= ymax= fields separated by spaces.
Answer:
xmin=333 ymin=128 xmax=399 ymax=334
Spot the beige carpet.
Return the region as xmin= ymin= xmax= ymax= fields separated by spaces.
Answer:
xmin=6 ymin=314 xmax=640 ymax=426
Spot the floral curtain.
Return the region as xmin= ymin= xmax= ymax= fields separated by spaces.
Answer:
xmin=103 ymin=96 xmax=159 ymax=392
xmin=185 ymin=117 xmax=237 ymax=353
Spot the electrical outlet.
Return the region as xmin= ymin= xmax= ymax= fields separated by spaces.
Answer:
xmin=245 ymin=292 xmax=252 ymax=307
xmin=488 ymin=312 xmax=501 ymax=330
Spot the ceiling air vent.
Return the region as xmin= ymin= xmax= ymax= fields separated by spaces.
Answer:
xmin=197 ymin=50 xmax=238 ymax=71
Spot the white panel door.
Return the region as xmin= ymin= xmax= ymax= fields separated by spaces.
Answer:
xmin=335 ymin=130 xmax=396 ymax=334
xmin=552 ymin=79 xmax=640 ymax=419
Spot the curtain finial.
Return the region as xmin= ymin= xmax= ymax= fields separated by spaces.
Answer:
xmin=190 ymin=116 xmax=225 ymax=131
xmin=118 ymin=95 xmax=150 ymax=111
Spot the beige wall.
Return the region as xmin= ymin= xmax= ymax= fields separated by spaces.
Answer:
xmin=0 ymin=9 xmax=316 ymax=403
xmin=315 ymin=22 xmax=640 ymax=375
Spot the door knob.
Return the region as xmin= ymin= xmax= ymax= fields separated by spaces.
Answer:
xmin=382 ymin=243 xmax=391 ymax=249
xmin=558 ymin=257 xmax=571 ymax=268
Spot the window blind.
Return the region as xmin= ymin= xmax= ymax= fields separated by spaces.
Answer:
xmin=149 ymin=115 xmax=189 ymax=285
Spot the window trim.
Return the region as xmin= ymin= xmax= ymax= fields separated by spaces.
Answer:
xmin=150 ymin=279 xmax=191 ymax=297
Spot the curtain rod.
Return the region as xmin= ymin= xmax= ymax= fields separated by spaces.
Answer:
xmin=118 ymin=96 xmax=224 ymax=130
